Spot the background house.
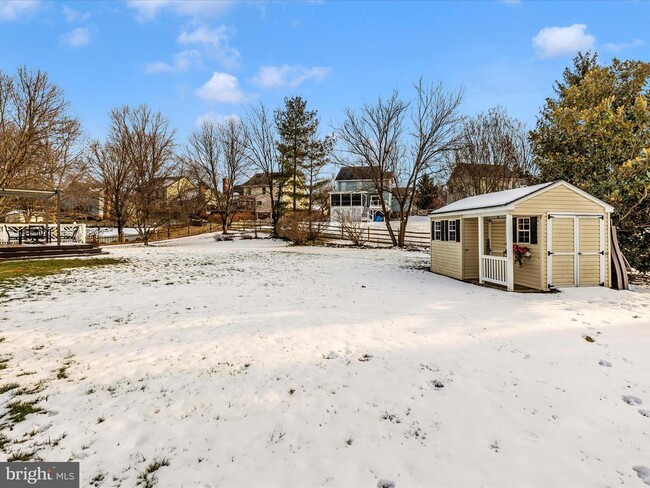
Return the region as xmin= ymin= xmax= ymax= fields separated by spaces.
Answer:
xmin=237 ymin=172 xmax=302 ymax=219
xmin=329 ymin=166 xmax=395 ymax=222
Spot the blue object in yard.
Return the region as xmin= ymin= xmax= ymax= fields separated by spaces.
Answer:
xmin=374 ymin=213 xmax=384 ymax=222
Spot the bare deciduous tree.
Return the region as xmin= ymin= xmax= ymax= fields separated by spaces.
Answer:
xmin=218 ymin=119 xmax=249 ymax=232
xmin=88 ymin=140 xmax=132 ymax=243
xmin=184 ymin=119 xmax=249 ymax=233
xmin=339 ymin=80 xmax=463 ymax=247
xmin=243 ymin=103 xmax=283 ymax=235
xmin=184 ymin=121 xmax=221 ymax=222
xmin=109 ymin=105 xmax=176 ymax=245
xmin=338 ymin=91 xmax=406 ymax=245
xmin=445 ymin=106 xmax=536 ymax=202
xmin=0 ymin=67 xmax=78 ymax=213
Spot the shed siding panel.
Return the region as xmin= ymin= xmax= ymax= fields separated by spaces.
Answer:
xmin=551 ymin=218 xmax=576 ymax=286
xmin=553 ymin=255 xmax=576 ymax=286
xmin=579 ymin=257 xmax=601 ymax=285
xmin=488 ymin=219 xmax=506 ymax=255
xmin=463 ymin=218 xmax=479 ymax=280
xmin=515 ymin=186 xmax=606 ymax=214
xmin=579 ymin=219 xmax=600 ymax=252
xmin=606 ymin=214 xmax=611 ymax=287
xmin=513 ymin=214 xmax=543 ymax=290
xmin=578 ymin=218 xmax=603 ymax=286
xmin=430 ymin=218 xmax=463 ymax=280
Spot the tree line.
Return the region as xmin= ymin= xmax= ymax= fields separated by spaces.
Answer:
xmin=0 ymin=55 xmax=648 ymax=270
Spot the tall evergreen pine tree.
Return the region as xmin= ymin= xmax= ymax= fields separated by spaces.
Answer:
xmin=274 ymin=97 xmax=319 ymax=213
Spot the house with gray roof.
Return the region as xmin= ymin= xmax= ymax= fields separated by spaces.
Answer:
xmin=329 ymin=166 xmax=397 ymax=222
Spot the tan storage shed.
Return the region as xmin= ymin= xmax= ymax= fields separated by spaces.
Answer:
xmin=429 ymin=181 xmax=614 ymax=291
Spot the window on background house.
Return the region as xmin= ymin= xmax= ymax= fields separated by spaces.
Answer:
xmin=342 ymin=194 xmax=351 ymax=206
xmin=262 ymin=187 xmax=267 ymax=195
xmin=351 ymin=193 xmax=362 ymax=206
xmin=257 ymin=201 xmax=263 ymax=206
xmin=517 ymin=217 xmax=531 ymax=243
xmin=331 ymin=194 xmax=341 ymax=207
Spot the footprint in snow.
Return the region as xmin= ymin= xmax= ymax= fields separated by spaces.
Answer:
xmin=639 ymin=409 xmax=650 ymax=418
xmin=598 ymin=360 xmax=612 ymax=367
xmin=377 ymin=480 xmax=395 ymax=488
xmin=622 ymin=395 xmax=643 ymax=406
xmin=430 ymin=380 xmax=444 ymax=390
xmin=633 ymin=466 xmax=650 ymax=486
xmin=358 ymin=354 xmax=373 ymax=362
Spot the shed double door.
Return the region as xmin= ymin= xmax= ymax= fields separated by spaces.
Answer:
xmin=547 ymin=215 xmax=605 ymax=287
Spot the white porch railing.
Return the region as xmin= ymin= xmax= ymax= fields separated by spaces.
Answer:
xmin=0 ymin=223 xmax=86 ymax=244
xmin=481 ymin=255 xmax=508 ymax=286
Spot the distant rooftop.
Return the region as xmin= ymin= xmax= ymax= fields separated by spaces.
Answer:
xmin=335 ymin=166 xmax=392 ymax=181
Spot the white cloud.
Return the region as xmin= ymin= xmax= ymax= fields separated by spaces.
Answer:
xmin=145 ymin=49 xmax=202 ymax=74
xmin=603 ymin=38 xmax=645 ymax=53
xmin=251 ymin=64 xmax=331 ymax=89
xmin=177 ymin=25 xmax=240 ymax=68
xmin=0 ymin=0 xmax=39 ymax=20
xmin=61 ymin=27 xmax=91 ymax=47
xmin=126 ymin=0 xmax=233 ymax=21
xmin=532 ymin=23 xmax=595 ymax=58
xmin=195 ymin=111 xmax=241 ymax=127
xmin=61 ymin=4 xmax=90 ymax=22
xmin=196 ymin=72 xmax=246 ymax=104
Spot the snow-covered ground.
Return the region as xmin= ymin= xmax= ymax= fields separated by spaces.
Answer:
xmin=1 ymin=235 xmax=649 ymax=487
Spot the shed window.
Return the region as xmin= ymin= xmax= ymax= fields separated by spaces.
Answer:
xmin=433 ymin=221 xmax=442 ymax=241
xmin=448 ymin=220 xmax=457 ymax=241
xmin=331 ymin=194 xmax=341 ymax=207
xmin=341 ymin=194 xmax=351 ymax=206
xmin=517 ymin=217 xmax=531 ymax=243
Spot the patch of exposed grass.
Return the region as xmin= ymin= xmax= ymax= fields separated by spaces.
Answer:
xmin=3 ymin=399 xmax=44 ymax=423
xmin=137 ymin=458 xmax=170 ymax=488
xmin=0 ymin=383 xmax=19 ymax=394
xmin=0 ymin=258 xmax=126 ymax=283
xmin=15 ymin=381 xmax=46 ymax=396
xmin=0 ymin=356 xmax=9 ymax=370
xmin=16 ymin=370 xmax=36 ymax=376
xmin=7 ymin=450 xmax=39 ymax=461
xmin=56 ymin=355 xmax=74 ymax=380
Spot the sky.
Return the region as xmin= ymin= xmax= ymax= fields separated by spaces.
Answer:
xmin=1 ymin=0 xmax=649 ymax=144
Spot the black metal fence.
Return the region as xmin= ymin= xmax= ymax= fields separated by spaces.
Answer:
xmin=86 ymin=223 xmax=219 ymax=245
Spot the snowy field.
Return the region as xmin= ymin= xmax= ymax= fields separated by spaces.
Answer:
xmin=1 ymin=235 xmax=649 ymax=487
